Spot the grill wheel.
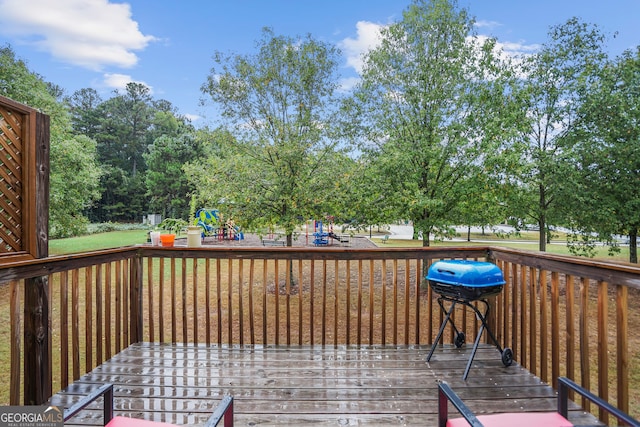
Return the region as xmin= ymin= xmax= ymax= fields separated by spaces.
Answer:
xmin=501 ymin=347 xmax=514 ymax=366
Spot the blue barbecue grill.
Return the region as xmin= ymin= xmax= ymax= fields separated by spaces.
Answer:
xmin=425 ymin=260 xmax=513 ymax=379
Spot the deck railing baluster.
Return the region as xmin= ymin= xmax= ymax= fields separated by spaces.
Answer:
xmin=565 ymin=274 xmax=575 ymax=386
xmin=346 ymin=260 xmax=351 ymax=345
xmin=239 ymin=258 xmax=244 ymax=345
xmin=249 ymin=259 xmax=256 ymax=345
xmin=261 ymin=259 xmax=267 ymax=344
xmin=59 ymin=271 xmax=68 ymax=389
xmin=616 ymin=283 xmax=629 ymax=416
xmin=193 ymin=258 xmax=198 ymax=344
xmin=333 ymin=260 xmax=339 ymax=347
xmin=381 ymin=259 xmax=387 ymax=345
xmin=510 ymin=262 xmax=518 ymax=359
xmin=415 ymin=258 xmax=421 ymax=345
xmin=551 ymin=271 xmax=560 ymax=389
xmin=520 ymin=264 xmax=527 ymax=368
xmin=404 ymin=259 xmax=410 ymax=345
xmin=579 ymin=277 xmax=591 ymax=413
xmin=181 ymin=258 xmax=188 ymax=344
xmin=597 ymin=280 xmax=609 ymax=426
xmin=147 ymin=258 xmax=154 ymax=342
xmin=309 ymin=259 xmax=315 ymax=345
xmin=368 ymin=259 xmax=374 ymax=345
xmin=285 ymin=259 xmax=290 ymax=346
xmin=205 ymin=258 xmax=211 ymax=345
xmin=71 ymin=269 xmax=80 ymax=381
xmin=96 ymin=264 xmax=103 ymax=366
xmin=540 ymin=269 xmax=548 ymax=383
xmin=170 ymin=258 xmax=177 ymax=343
xmin=273 ymin=259 xmax=279 ymax=345
xmin=297 ymin=259 xmax=303 ymax=345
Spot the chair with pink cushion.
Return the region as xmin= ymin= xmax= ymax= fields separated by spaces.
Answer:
xmin=63 ymin=383 xmax=233 ymax=427
xmin=438 ymin=376 xmax=639 ymax=427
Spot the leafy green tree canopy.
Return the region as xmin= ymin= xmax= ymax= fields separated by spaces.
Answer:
xmin=562 ymin=47 xmax=640 ymax=263
xmin=347 ymin=0 xmax=516 ymax=246
xmin=198 ymin=28 xmax=347 ymax=245
xmin=508 ymin=18 xmax=608 ymax=251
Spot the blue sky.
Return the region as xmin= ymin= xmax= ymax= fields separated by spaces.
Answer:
xmin=1 ymin=0 xmax=638 ymax=127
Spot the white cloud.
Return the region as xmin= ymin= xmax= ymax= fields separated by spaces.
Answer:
xmin=339 ymin=21 xmax=384 ymax=74
xmin=0 ymin=0 xmax=156 ymax=71
xmin=338 ymin=76 xmax=361 ymax=92
xmin=102 ymin=73 xmax=152 ymax=92
xmin=184 ymin=113 xmax=201 ymax=123
xmin=474 ymin=20 xmax=501 ymax=30
xmin=475 ymin=34 xmax=540 ymax=62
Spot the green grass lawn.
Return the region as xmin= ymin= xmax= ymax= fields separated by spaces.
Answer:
xmin=49 ymin=230 xmax=150 ymax=255
xmin=50 ymin=228 xmax=632 ymax=264
xmin=373 ymin=231 xmax=632 ymax=264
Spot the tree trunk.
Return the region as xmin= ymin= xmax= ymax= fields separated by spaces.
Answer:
xmin=539 ymin=183 xmax=547 ymax=252
xmin=286 ymin=233 xmax=295 ymax=287
xmin=630 ymin=228 xmax=638 ymax=264
xmin=422 ymin=230 xmax=430 ymax=247
xmin=538 ymin=217 xmax=546 ymax=252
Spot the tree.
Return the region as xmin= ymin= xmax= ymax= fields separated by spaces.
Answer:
xmin=346 ymin=0 xmax=516 ymax=246
xmin=67 ymin=88 xmax=103 ymax=138
xmin=563 ymin=48 xmax=640 ymax=263
xmin=49 ymin=135 xmax=102 ymax=238
xmin=198 ymin=28 xmax=345 ymax=246
xmin=509 ymin=18 xmax=608 ymax=251
xmin=97 ymin=83 xmax=153 ymax=177
xmin=145 ymin=133 xmax=204 ymax=219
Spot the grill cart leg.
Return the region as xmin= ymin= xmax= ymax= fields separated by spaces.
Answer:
xmin=426 ymin=298 xmax=459 ymax=362
xmin=463 ymin=320 xmax=486 ymax=380
xmin=463 ymin=299 xmax=513 ymax=380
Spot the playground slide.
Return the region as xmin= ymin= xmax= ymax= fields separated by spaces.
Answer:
xmin=328 ymin=232 xmax=349 ymax=243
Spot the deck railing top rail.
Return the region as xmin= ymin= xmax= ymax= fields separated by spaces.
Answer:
xmin=489 ymin=246 xmax=640 ymax=289
xmin=2 ymin=244 xmax=639 ymax=287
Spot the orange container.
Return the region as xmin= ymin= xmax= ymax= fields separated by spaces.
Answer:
xmin=159 ymin=234 xmax=176 ymax=247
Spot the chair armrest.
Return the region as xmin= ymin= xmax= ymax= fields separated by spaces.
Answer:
xmin=438 ymin=382 xmax=484 ymax=427
xmin=203 ymin=396 xmax=233 ymax=427
xmin=63 ymin=383 xmax=114 ymax=424
xmin=557 ymin=377 xmax=639 ymax=427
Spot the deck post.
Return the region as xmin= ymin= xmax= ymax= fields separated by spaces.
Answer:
xmin=23 ymin=112 xmax=51 ymax=404
xmin=24 ymin=276 xmax=51 ymax=404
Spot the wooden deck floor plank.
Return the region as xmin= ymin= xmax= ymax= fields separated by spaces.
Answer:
xmin=53 ymin=343 xmax=599 ymax=426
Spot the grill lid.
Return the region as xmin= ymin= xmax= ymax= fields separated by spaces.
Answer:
xmin=426 ymin=260 xmax=505 ymax=288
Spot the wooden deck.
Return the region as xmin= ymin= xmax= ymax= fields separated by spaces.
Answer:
xmin=52 ymin=342 xmax=600 ymax=426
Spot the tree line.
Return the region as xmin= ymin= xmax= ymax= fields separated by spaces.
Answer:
xmin=1 ymin=0 xmax=637 ymax=262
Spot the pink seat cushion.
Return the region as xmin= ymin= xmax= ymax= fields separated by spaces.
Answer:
xmin=107 ymin=416 xmax=179 ymax=427
xmin=446 ymin=412 xmax=573 ymax=427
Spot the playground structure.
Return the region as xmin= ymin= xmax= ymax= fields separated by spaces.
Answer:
xmin=308 ymin=219 xmax=351 ymax=247
xmin=195 ymin=208 xmax=244 ymax=241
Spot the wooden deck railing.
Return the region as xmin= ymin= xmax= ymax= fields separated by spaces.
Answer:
xmin=0 ymin=245 xmax=638 ymax=423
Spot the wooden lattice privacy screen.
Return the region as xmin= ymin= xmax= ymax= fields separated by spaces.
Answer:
xmin=0 ymin=95 xmax=49 ymax=261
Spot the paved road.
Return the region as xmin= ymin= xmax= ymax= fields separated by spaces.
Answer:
xmin=386 ymin=224 xmax=537 ymax=244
